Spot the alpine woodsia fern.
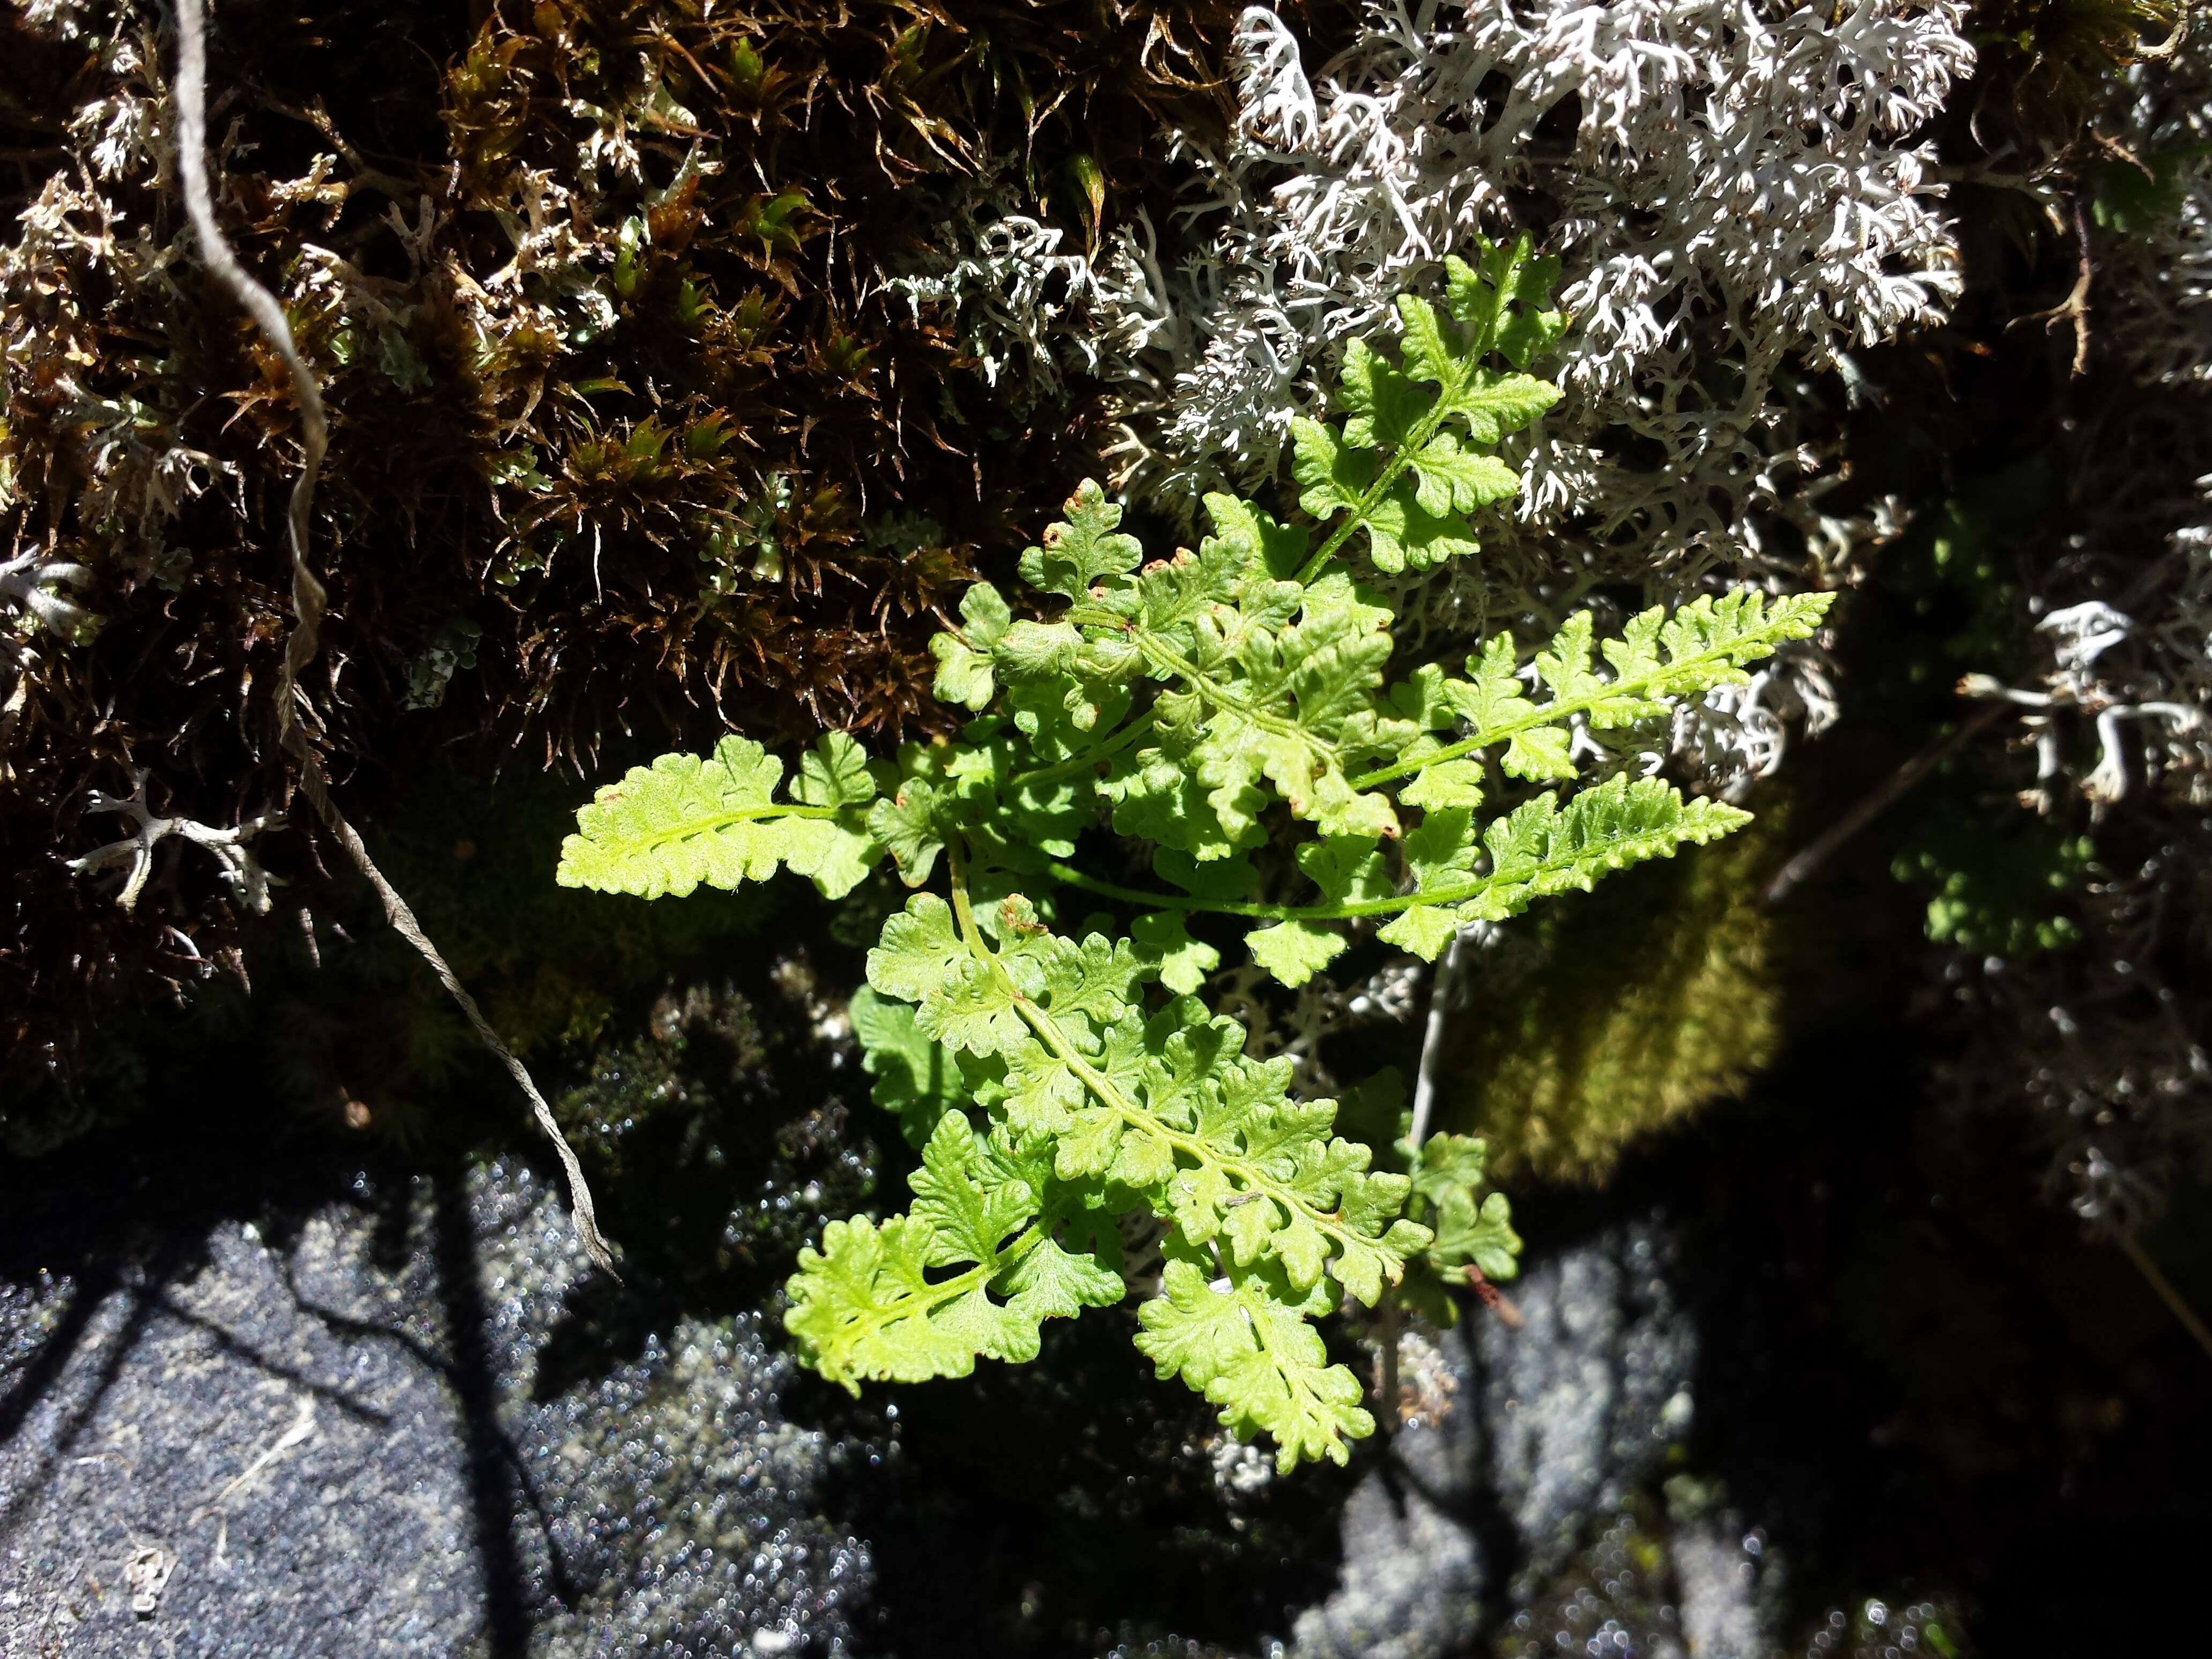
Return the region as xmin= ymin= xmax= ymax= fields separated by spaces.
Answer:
xmin=558 ymin=242 xmax=1830 ymax=1470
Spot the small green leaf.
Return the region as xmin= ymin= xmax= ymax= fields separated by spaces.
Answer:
xmin=1296 ymin=835 xmax=1392 ymax=906
xmin=1502 ymin=724 xmax=1576 ymax=782
xmin=1002 ymin=1226 xmax=1124 ymax=1320
xmin=796 ymin=731 xmax=878 ymax=808
xmin=931 ymin=582 xmax=1012 ymax=709
xmin=1411 ymin=431 xmax=1519 ymax=517
xmin=1338 ymin=338 xmax=1431 ymax=449
xmin=1135 ymin=1261 xmax=1376 ymax=1471
xmin=1361 ymin=476 xmax=1482 ymax=573
xmin=1400 ymin=756 xmax=1486 ymax=810
xmin=932 ymin=634 xmax=996 ymax=710
xmin=848 ymin=985 xmax=968 ymax=1146
xmin=1202 ymin=493 xmax=1310 ymax=581
xmin=1018 ymin=481 xmax=1144 ymax=598
xmin=785 ymin=1117 xmax=1105 ymax=1393
xmin=1245 ymin=919 xmax=1347 ymax=988
xmin=911 ymin=1111 xmax=1034 ymax=1262
xmin=1394 ymin=293 xmax=1459 ymax=386
xmin=1290 ymin=415 xmax=1373 ymax=521
xmin=1131 ymin=910 xmax=1221 ymax=995
xmin=1452 ymin=371 xmax=1560 ymax=446
xmin=921 ymin=959 xmax=1030 ymax=1057
xmin=868 ymin=781 xmax=947 ymax=885
xmin=868 ymin=893 xmax=967 ymax=1004
xmin=1431 ymin=1189 xmax=1522 ymax=1281
xmin=1376 ymin=903 xmax=1462 ymax=961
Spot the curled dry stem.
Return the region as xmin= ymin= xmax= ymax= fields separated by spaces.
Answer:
xmin=174 ymin=0 xmax=615 ymax=1274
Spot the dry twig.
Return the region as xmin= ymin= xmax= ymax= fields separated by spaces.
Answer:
xmin=174 ymin=0 xmax=615 ymax=1274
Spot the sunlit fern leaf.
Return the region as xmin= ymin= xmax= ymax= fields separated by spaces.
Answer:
xmin=1135 ymin=1258 xmax=1374 ymax=1471
xmin=1378 ymin=776 xmax=1752 ymax=960
xmin=785 ymin=1112 xmax=1120 ymax=1392
xmin=558 ymin=731 xmax=883 ymax=900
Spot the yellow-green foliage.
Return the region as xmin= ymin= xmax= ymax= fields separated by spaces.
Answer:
xmin=562 ymin=255 xmax=1834 ymax=1468
xmin=1438 ymin=808 xmax=1787 ymax=1186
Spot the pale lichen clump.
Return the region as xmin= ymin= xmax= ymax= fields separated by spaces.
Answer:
xmin=905 ymin=0 xmax=1971 ymax=791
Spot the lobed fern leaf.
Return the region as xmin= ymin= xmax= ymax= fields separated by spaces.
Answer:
xmin=1375 ymin=775 xmax=1754 ymax=961
xmin=786 ymin=1111 xmax=1122 ymax=1392
xmin=1288 ymin=236 xmax=1566 ymax=576
xmin=1137 ymin=1258 xmax=1372 ymax=1471
xmin=558 ymin=731 xmax=883 ymax=899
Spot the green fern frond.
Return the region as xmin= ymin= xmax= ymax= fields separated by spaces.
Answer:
xmin=558 ymin=731 xmax=883 ymax=899
xmin=785 ymin=1111 xmax=1122 ymax=1391
xmin=1288 ymin=234 xmax=1567 ymax=577
xmin=1376 ymin=776 xmax=1753 ymax=961
xmin=561 ymin=256 xmax=1832 ymax=1470
xmin=1136 ymin=1258 xmax=1372 ymax=1472
xmin=864 ymin=889 xmax=1431 ymax=1305
xmin=1364 ymin=590 xmax=1836 ymax=791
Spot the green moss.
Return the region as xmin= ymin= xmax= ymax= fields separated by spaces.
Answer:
xmin=1437 ymin=808 xmax=1788 ymax=1186
xmin=0 ymin=0 xmax=1250 ymax=1105
xmin=1893 ymin=818 xmax=2093 ymax=959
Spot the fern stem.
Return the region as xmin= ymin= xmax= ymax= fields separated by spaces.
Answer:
xmin=833 ymin=1226 xmax=1048 ymax=1359
xmin=1041 ymin=860 xmax=1291 ymax=919
xmin=1006 ymin=713 xmax=1155 ymax=790
xmin=1294 ymin=387 xmax=1461 ymax=587
xmin=1129 ymin=630 xmax=1336 ymax=750
xmin=1042 ymin=857 xmax=1502 ymax=923
xmin=603 ymin=800 xmax=847 ymax=855
xmin=948 ymin=846 xmax=1395 ymax=1297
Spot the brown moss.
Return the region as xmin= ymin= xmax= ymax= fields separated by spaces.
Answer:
xmin=0 ymin=0 xmax=1245 ymax=1107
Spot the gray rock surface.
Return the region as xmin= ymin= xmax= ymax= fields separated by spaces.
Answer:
xmin=1669 ymin=1516 xmax=1770 ymax=1659
xmin=0 ymin=1165 xmax=863 ymax=1658
xmin=1292 ymin=1216 xmax=1705 ymax=1659
xmin=3 ymin=1179 xmax=1760 ymax=1659
xmin=1478 ymin=1219 xmax=1697 ymax=1593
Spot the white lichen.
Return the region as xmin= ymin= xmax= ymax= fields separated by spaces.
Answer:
xmin=899 ymin=0 xmax=1970 ymax=787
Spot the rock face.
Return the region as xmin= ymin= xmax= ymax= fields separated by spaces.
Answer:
xmin=0 ymin=1178 xmax=1742 ymax=1659
xmin=1478 ymin=1221 xmax=1699 ymax=1595
xmin=1291 ymin=1217 xmax=1716 ymax=1659
xmin=0 ymin=1164 xmax=864 ymax=1658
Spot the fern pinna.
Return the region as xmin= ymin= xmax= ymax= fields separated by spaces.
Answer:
xmin=558 ymin=238 xmax=1832 ymax=1470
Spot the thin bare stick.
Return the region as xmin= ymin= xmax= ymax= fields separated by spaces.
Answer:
xmin=174 ymin=0 xmax=615 ymax=1274
xmin=2136 ymin=0 xmax=2193 ymax=60
xmin=1765 ymin=703 xmax=2009 ymax=905
xmin=2113 ymin=1228 xmax=2212 ymax=1367
xmin=2013 ymin=203 xmax=2094 ymax=378
xmin=1408 ymin=927 xmax=1469 ymax=1153
xmin=1377 ymin=1292 xmax=1401 ymax=1431
xmin=1381 ymin=924 xmax=1476 ymax=1423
